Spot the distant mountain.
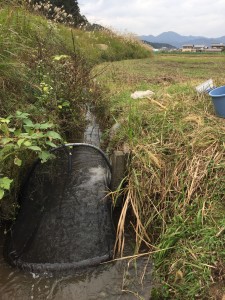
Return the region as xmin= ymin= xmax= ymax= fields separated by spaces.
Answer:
xmin=139 ymin=31 xmax=225 ymax=48
xmin=143 ymin=40 xmax=176 ymax=49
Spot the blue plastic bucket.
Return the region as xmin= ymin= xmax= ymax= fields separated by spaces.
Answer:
xmin=209 ymin=85 xmax=225 ymax=118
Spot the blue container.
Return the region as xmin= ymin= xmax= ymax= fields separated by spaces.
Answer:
xmin=209 ymin=85 xmax=225 ymax=118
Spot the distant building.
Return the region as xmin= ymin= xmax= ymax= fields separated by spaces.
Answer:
xmin=194 ymin=45 xmax=208 ymax=52
xmin=182 ymin=43 xmax=224 ymax=53
xmin=182 ymin=45 xmax=194 ymax=52
xmin=211 ymin=43 xmax=224 ymax=50
xmin=160 ymin=47 xmax=170 ymax=51
xmin=204 ymin=48 xmax=223 ymax=53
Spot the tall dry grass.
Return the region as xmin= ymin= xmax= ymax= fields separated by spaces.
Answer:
xmin=110 ymin=83 xmax=225 ymax=298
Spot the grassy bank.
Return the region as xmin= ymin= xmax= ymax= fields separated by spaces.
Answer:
xmin=0 ymin=3 xmax=151 ymax=219
xmin=94 ymin=55 xmax=225 ymax=299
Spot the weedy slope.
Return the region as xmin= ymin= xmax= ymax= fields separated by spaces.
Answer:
xmin=0 ymin=2 xmax=151 ymax=219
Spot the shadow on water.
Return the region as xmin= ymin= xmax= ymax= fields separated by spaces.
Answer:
xmin=0 ymin=105 xmax=152 ymax=300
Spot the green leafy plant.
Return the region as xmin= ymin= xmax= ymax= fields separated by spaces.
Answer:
xmin=0 ymin=177 xmax=13 ymax=200
xmin=0 ymin=111 xmax=62 ymax=200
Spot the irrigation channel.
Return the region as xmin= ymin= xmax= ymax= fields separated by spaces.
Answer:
xmin=0 ymin=105 xmax=152 ymax=300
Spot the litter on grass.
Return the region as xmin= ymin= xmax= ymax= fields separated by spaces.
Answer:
xmin=131 ymin=90 xmax=155 ymax=99
xmin=196 ymin=79 xmax=215 ymax=93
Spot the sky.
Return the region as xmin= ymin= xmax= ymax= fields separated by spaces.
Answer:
xmin=78 ymin=0 xmax=225 ymax=38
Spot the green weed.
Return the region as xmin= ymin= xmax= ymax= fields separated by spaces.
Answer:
xmin=0 ymin=111 xmax=62 ymax=218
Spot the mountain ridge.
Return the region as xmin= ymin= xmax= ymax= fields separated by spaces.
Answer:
xmin=139 ymin=31 xmax=225 ymax=48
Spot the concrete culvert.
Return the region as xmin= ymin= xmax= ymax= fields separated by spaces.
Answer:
xmin=4 ymin=144 xmax=115 ymax=274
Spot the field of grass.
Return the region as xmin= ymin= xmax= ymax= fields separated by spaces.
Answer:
xmin=94 ymin=54 xmax=225 ymax=299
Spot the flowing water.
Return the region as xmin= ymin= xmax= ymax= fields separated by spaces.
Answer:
xmin=0 ymin=105 xmax=152 ymax=300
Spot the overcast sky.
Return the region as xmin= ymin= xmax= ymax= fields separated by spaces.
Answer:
xmin=78 ymin=0 xmax=225 ymax=37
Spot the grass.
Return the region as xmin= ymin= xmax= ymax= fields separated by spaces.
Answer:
xmin=94 ymin=54 xmax=225 ymax=299
xmin=0 ymin=2 xmax=151 ymax=219
xmin=0 ymin=3 xmax=151 ymax=115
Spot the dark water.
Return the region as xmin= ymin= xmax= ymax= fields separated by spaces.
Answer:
xmin=0 ymin=106 xmax=152 ymax=300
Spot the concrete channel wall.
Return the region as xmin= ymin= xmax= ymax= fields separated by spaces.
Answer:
xmin=110 ymin=150 xmax=130 ymax=192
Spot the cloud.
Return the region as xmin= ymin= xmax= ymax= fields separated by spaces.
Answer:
xmin=79 ymin=0 xmax=225 ymax=37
